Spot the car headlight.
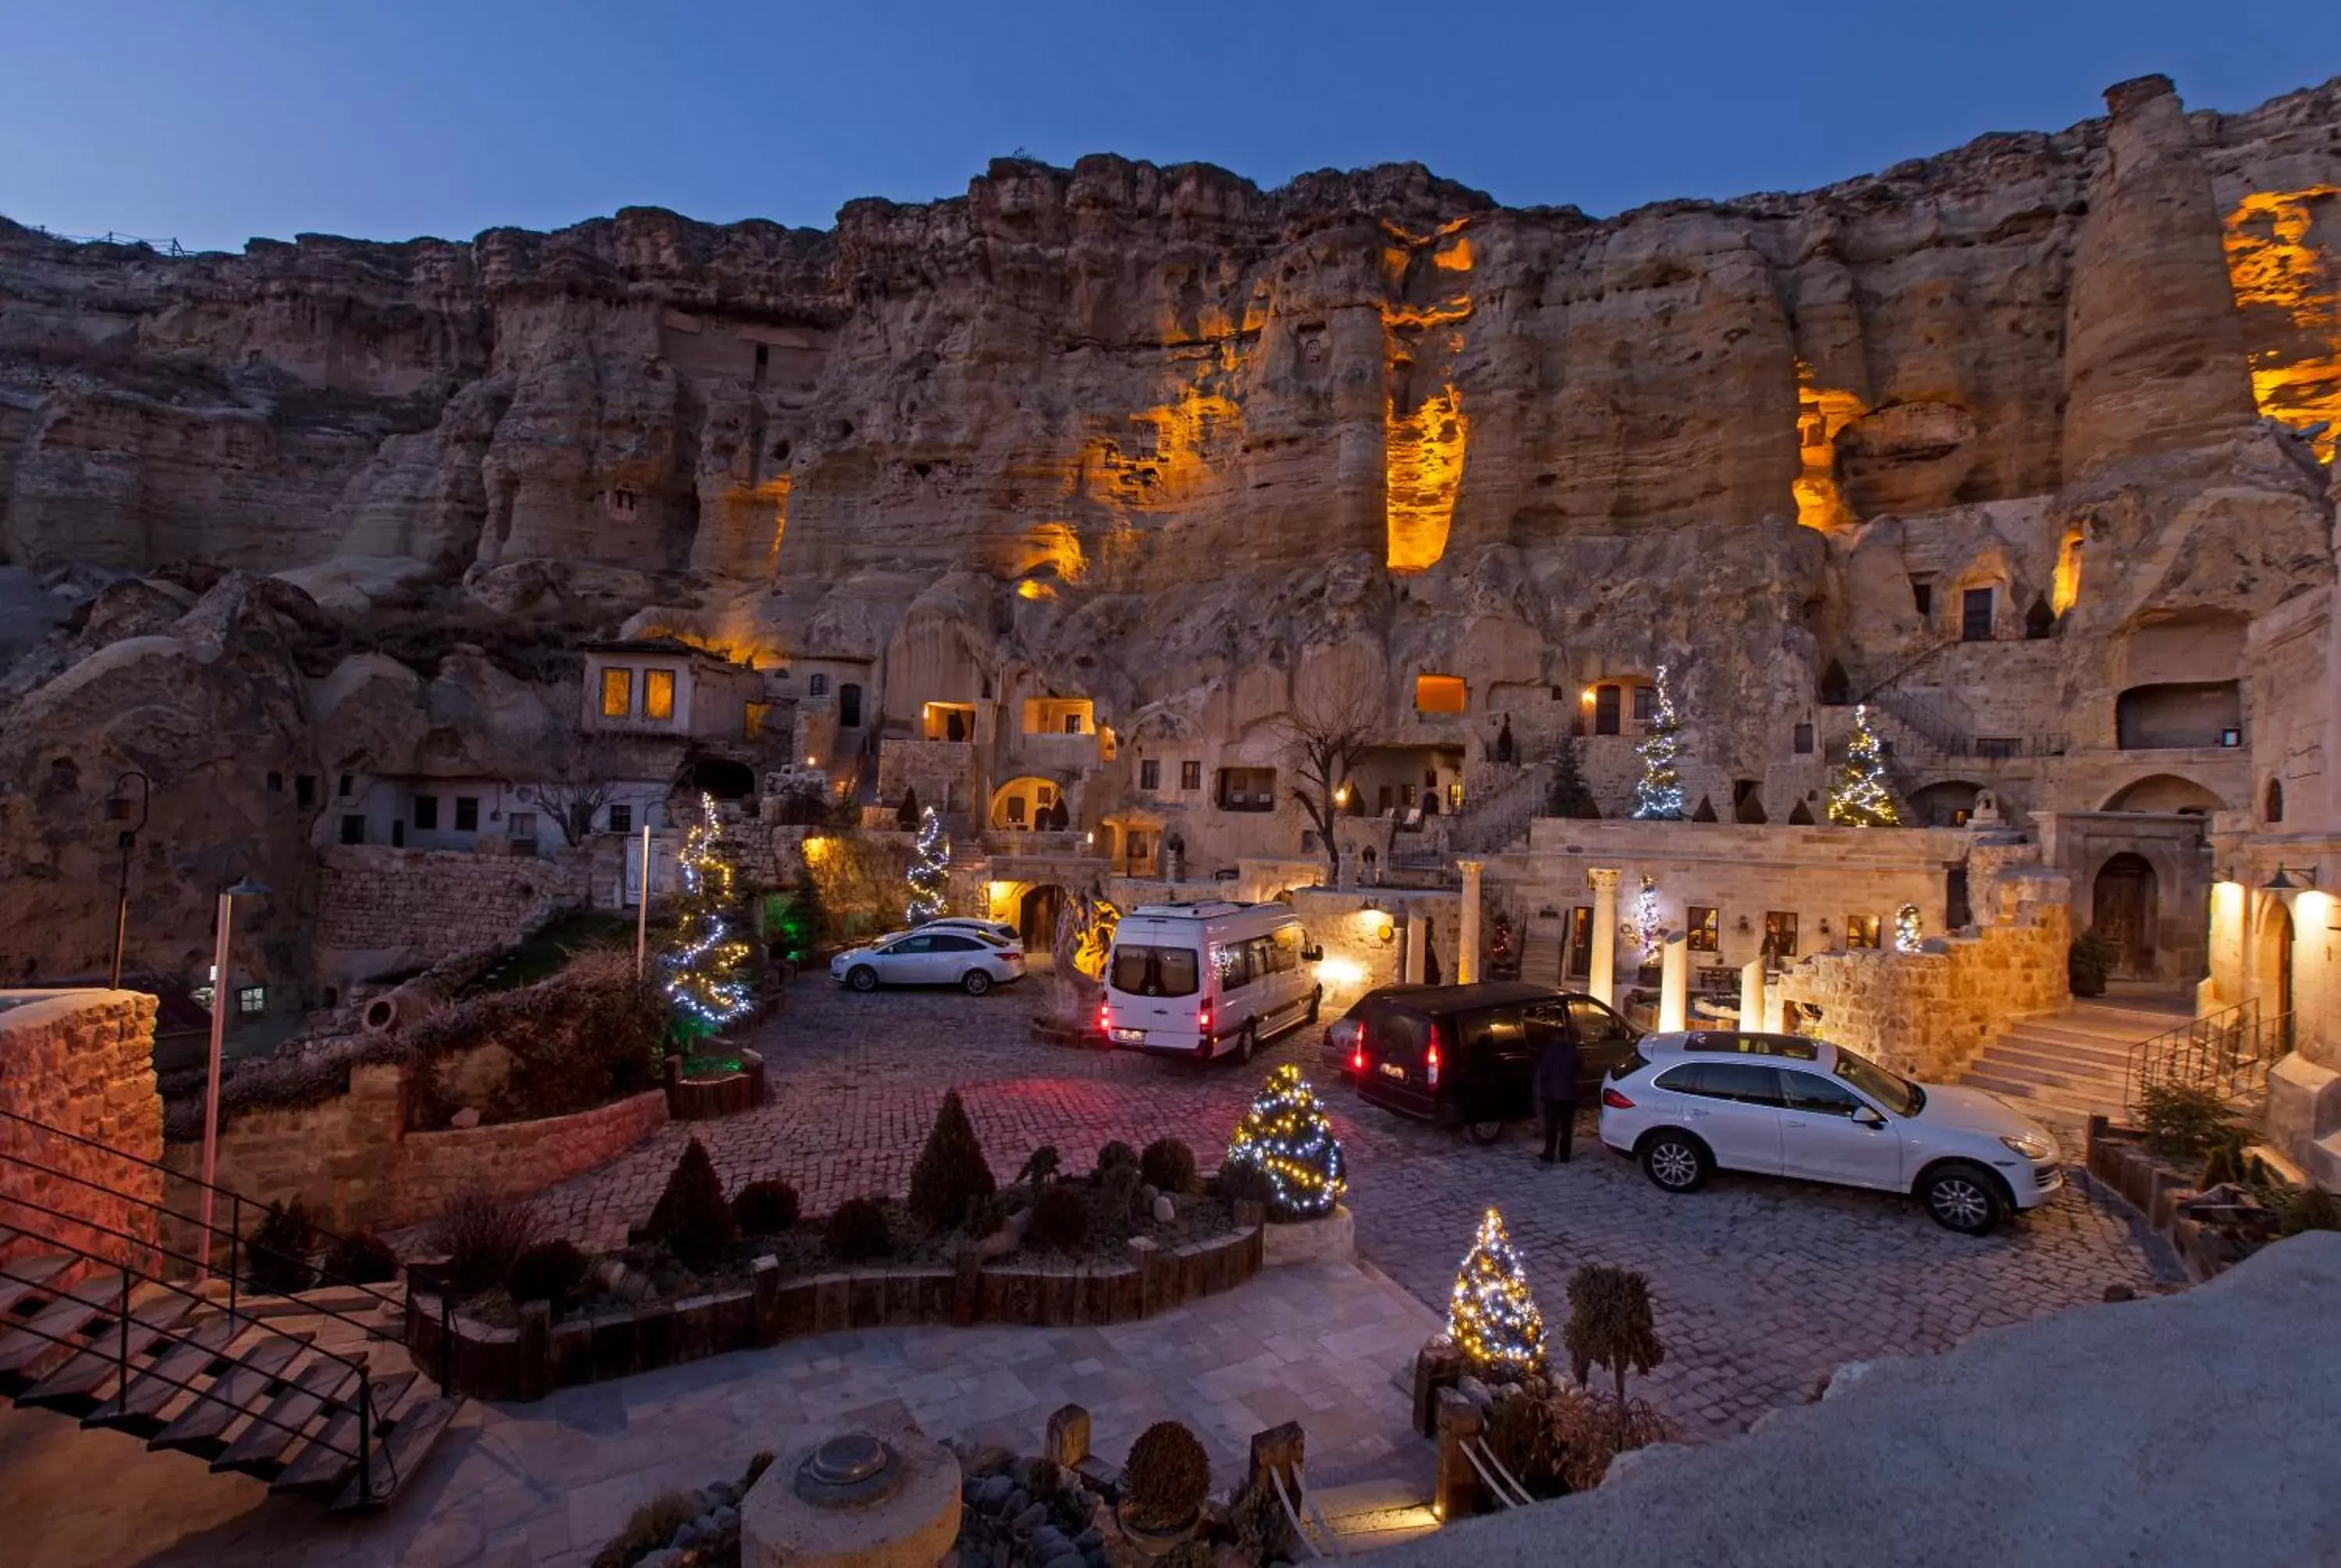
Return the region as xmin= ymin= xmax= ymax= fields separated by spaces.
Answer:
xmin=2001 ymin=1133 xmax=2054 ymax=1162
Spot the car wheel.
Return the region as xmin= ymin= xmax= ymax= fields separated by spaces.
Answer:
xmin=961 ymin=969 xmax=993 ymax=996
xmin=1464 ymin=1118 xmax=1505 ymax=1146
xmin=1639 ymin=1130 xmax=1710 ymax=1192
xmin=847 ymin=966 xmax=879 ymax=993
xmin=1305 ymin=988 xmax=1322 ymax=1026
xmin=1920 ymin=1162 xmax=2006 ymax=1236
xmin=1231 ymin=1021 xmax=1256 ymax=1064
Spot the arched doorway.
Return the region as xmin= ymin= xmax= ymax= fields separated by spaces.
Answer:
xmin=1019 ymin=884 xmax=1064 ymax=952
xmin=2092 ymin=852 xmax=2158 ymax=975
xmin=2254 ymin=897 xmax=2294 ymax=1046
xmin=688 ymin=757 xmax=758 ymax=800
xmin=2102 ymin=773 xmax=2226 ymax=814
xmin=1909 ymin=779 xmax=1984 ymax=827
xmin=990 ymin=776 xmax=1062 ymax=831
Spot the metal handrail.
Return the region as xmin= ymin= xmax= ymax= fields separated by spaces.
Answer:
xmin=0 ymin=1240 xmax=382 ymax=1502
xmin=2121 ymin=998 xmax=2286 ymax=1113
xmin=0 ymin=1105 xmax=404 ymax=1308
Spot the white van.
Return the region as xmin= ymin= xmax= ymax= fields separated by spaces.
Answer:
xmin=1101 ymin=901 xmax=1323 ymax=1062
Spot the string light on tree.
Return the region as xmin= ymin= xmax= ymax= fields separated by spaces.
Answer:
xmin=1448 ymin=1208 xmax=1546 ymax=1377
xmin=1632 ymin=874 xmax=1664 ymax=964
xmin=1629 ymin=664 xmax=1686 ymax=821
xmin=907 ymin=805 xmax=950 ymax=924
xmin=1895 ymin=903 xmax=1923 ymax=955
xmin=1828 ymin=704 xmax=1903 ymax=827
xmin=1224 ymin=1065 xmax=1346 ymax=1219
xmin=661 ymin=793 xmax=755 ymax=1038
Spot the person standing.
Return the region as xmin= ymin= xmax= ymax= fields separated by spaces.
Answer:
xmin=1536 ymin=1025 xmax=1581 ymax=1164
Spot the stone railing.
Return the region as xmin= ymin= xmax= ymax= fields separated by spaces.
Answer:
xmin=0 ymin=989 xmax=162 ymax=1272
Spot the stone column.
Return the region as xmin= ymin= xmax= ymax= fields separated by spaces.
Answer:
xmin=1739 ymin=958 xmax=1766 ymax=1032
xmin=1404 ymin=913 xmax=1428 ymax=984
xmin=1659 ymin=932 xmax=1689 ymax=1032
xmin=1457 ymin=860 xmax=1485 ymax=985
xmin=1762 ymin=984 xmax=1787 ymax=1033
xmin=1588 ymin=868 xmax=1621 ymax=1005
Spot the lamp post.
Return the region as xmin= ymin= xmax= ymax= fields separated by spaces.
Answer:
xmin=106 ymin=771 xmax=151 ymax=988
xmin=197 ymin=861 xmax=270 ymax=1281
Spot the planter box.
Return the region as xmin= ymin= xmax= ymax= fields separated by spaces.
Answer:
xmin=410 ymin=1211 xmax=1266 ymax=1400
xmin=1261 ymin=1204 xmax=1355 ymax=1267
xmin=2084 ymin=1120 xmax=2271 ymax=1283
xmin=665 ymin=1049 xmax=769 ymax=1120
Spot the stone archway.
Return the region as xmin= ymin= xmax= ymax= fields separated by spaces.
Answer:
xmin=2254 ymin=896 xmax=2295 ymax=1045
xmin=2102 ymin=773 xmax=2226 ymax=814
xmin=2092 ymin=852 xmax=2159 ymax=976
xmin=1018 ymin=884 xmax=1064 ymax=952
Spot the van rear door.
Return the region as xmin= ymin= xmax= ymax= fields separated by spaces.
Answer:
xmin=1107 ymin=941 xmax=1202 ymax=1045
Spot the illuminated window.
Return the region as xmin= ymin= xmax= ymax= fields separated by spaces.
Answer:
xmin=644 ymin=669 xmax=677 ymax=722
xmin=1415 ymin=674 xmax=1467 ymax=714
xmin=1687 ymin=907 xmax=1719 ymax=953
xmin=601 ymin=668 xmax=633 ymax=717
xmin=745 ymin=701 xmax=769 ymax=740
xmin=1064 ymin=711 xmax=1084 ymax=735
xmin=1845 ymin=914 xmax=1882 ymax=950
xmin=237 ymin=986 xmax=267 ymax=1015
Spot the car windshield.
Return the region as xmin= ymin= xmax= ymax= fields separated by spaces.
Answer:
xmin=1109 ymin=944 xmax=1200 ymax=998
xmin=1831 ymin=1047 xmax=1923 ymax=1117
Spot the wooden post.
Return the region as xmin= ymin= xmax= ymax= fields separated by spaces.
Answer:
xmin=1044 ymin=1405 xmax=1092 ymax=1469
xmin=1433 ymin=1387 xmax=1483 ymax=1523
xmin=1412 ymin=1338 xmax=1465 ymax=1438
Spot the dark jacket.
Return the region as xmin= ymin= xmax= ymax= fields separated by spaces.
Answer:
xmin=1534 ymin=1033 xmax=1581 ymax=1103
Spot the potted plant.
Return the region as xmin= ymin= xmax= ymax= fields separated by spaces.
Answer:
xmin=2069 ymin=930 xmax=2119 ymax=997
xmin=1116 ymin=1420 xmax=1212 ymax=1556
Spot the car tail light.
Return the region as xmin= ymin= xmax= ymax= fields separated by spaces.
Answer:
xmin=1425 ymin=1025 xmax=1441 ymax=1088
xmin=1351 ymin=1046 xmax=1365 ymax=1073
xmin=1602 ymin=1087 xmax=1636 ymax=1110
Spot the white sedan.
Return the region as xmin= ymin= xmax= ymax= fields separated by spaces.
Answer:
xmin=1598 ymin=1031 xmax=2062 ymax=1235
xmin=831 ymin=930 xmax=1026 ymax=995
xmin=915 ymin=917 xmax=1021 ymax=947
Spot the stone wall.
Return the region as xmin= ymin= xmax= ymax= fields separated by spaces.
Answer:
xmin=0 ymin=989 xmax=162 ymax=1271
xmin=161 ymin=1062 xmax=666 ymax=1240
xmin=1776 ymin=876 xmax=2071 ymax=1081
xmin=316 ymin=844 xmax=590 ymax=983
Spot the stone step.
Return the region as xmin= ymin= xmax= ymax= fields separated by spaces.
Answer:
xmin=2012 ymin=1017 xmax=2169 ymax=1050
xmin=1968 ymin=1043 xmax=2133 ymax=1084
xmin=1966 ymin=1062 xmax=2128 ymax=1102
xmin=1963 ymin=1073 xmax=2123 ymax=1120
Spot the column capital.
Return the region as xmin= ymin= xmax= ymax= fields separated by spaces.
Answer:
xmin=1586 ymin=867 xmax=1622 ymax=893
xmin=1455 ymin=858 xmax=1486 ymax=876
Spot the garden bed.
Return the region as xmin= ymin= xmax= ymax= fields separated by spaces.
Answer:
xmin=406 ymin=1201 xmax=1265 ymax=1401
xmin=663 ymin=1048 xmax=769 ymax=1120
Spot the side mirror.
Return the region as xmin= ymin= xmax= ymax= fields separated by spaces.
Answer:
xmin=1852 ymin=1107 xmax=1888 ymax=1130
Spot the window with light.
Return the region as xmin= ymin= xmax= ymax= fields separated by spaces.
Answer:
xmin=601 ymin=668 xmax=633 ymax=718
xmin=644 ymin=669 xmax=677 ymax=722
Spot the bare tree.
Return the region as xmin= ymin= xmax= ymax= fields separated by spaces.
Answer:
xmin=1277 ymin=665 xmax=1383 ymax=885
xmin=518 ymin=731 xmax=623 ymax=849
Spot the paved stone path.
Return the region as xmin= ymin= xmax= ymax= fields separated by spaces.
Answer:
xmin=0 ymin=1261 xmax=1437 ymax=1568
xmin=527 ymin=975 xmax=2174 ymax=1442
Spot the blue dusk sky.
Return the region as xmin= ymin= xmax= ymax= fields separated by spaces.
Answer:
xmin=1 ymin=1 xmax=2330 ymax=254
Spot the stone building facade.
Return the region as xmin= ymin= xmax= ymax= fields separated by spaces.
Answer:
xmin=0 ymin=989 xmax=162 ymax=1272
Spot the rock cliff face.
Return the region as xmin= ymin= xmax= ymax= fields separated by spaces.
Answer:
xmin=1 ymin=73 xmax=2338 ymax=986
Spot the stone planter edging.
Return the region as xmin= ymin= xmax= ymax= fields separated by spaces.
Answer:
xmin=664 ymin=1049 xmax=769 ymax=1120
xmin=1261 ymin=1204 xmax=1355 ymax=1267
xmin=406 ymin=1205 xmax=1268 ymax=1401
xmin=2083 ymin=1119 xmax=2256 ymax=1281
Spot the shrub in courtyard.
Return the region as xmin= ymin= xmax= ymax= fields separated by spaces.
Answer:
xmin=410 ymin=951 xmax=666 ymax=1125
xmin=1096 ymin=1140 xmax=1140 ymax=1174
xmin=826 ymin=1197 xmax=893 ymax=1261
xmin=1028 ymin=1183 xmax=1091 ymax=1253
xmin=506 ymin=1240 xmax=591 ymax=1314
xmin=321 ymin=1229 xmax=399 ymax=1287
xmin=2200 ymin=1127 xmax=2250 ymax=1191
xmin=1223 ymin=1065 xmax=1346 ymax=1220
xmin=733 ymin=1179 xmax=801 ymax=1236
xmin=591 ymin=1489 xmax=698 ymax=1568
xmin=908 ymin=1089 xmax=996 ymax=1230
xmin=1229 ymin=1470 xmax=1298 ymax=1563
xmin=1101 ymin=1162 xmax=1145 ymax=1226
xmin=1565 ymin=1265 xmax=1665 ymax=1446
xmin=646 ymin=1137 xmax=737 ymax=1268
xmin=1484 ymin=1378 xmax=1673 ymax=1496
xmin=1016 ymin=1144 xmax=1062 ymax=1189
xmin=1121 ymin=1420 xmax=1212 ymax=1531
xmin=1140 ymin=1137 xmax=1199 ymax=1194
xmin=244 ymin=1201 xmax=318 ymax=1296
xmin=2141 ymin=1083 xmax=2236 ymax=1161
xmin=2279 ymin=1187 xmax=2341 ymax=1237
xmin=2068 ymin=931 xmax=2119 ymax=998
xmin=433 ymin=1186 xmax=545 ymax=1295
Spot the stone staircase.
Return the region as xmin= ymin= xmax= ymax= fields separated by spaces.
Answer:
xmin=0 ymin=1242 xmax=457 ymax=1510
xmin=1959 ymin=995 xmax=2193 ymax=1130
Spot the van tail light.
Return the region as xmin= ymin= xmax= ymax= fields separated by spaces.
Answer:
xmin=1198 ymin=999 xmax=1213 ymax=1035
xmin=1602 ymin=1087 xmax=1636 ymax=1111
xmin=1351 ymin=1047 xmax=1365 ymax=1073
xmin=1098 ymin=1001 xmax=1112 ymax=1034
xmin=1425 ymin=1025 xmax=1442 ymax=1089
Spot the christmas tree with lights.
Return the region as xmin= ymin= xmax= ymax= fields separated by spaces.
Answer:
xmin=1828 ymin=704 xmax=1903 ymax=827
xmin=1632 ymin=874 xmax=1664 ymax=966
xmin=1448 ymin=1208 xmax=1546 ymax=1378
xmin=1629 ymin=664 xmax=1685 ymax=821
xmin=1895 ymin=903 xmax=1923 ymax=955
xmin=1224 ymin=1065 xmax=1346 ymax=1220
xmin=907 ymin=805 xmax=950 ymax=924
xmin=661 ymin=793 xmax=756 ymax=1040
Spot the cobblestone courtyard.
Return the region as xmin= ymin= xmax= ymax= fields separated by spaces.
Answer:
xmin=531 ymin=974 xmax=2176 ymax=1442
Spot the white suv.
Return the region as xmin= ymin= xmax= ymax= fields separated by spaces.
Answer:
xmin=1598 ymin=1031 xmax=2062 ymax=1235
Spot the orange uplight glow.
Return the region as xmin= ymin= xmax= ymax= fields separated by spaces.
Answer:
xmin=2223 ymin=187 xmax=2341 ymax=465
xmin=1792 ymin=360 xmax=1866 ymax=530
xmin=1385 ymin=385 xmax=1468 ymax=572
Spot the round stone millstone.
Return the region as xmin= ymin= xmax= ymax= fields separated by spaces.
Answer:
xmin=748 ymin=1429 xmax=961 ymax=1568
xmin=794 ymin=1433 xmax=902 ymax=1506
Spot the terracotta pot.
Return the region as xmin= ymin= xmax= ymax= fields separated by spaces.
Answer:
xmin=1116 ymin=1503 xmax=1201 ymax=1559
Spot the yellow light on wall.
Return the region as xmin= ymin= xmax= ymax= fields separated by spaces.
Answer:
xmin=1316 ymin=956 xmax=1368 ymax=988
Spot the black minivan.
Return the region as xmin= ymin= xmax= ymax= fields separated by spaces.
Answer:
xmin=1352 ymin=981 xmax=1641 ymax=1143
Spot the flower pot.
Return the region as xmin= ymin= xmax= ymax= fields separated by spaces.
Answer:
xmin=1116 ymin=1503 xmax=1201 ymax=1558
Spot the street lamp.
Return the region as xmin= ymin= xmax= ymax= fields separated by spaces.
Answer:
xmin=105 ymin=771 xmax=151 ymax=988
xmin=197 ymin=859 xmax=270 ymax=1280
